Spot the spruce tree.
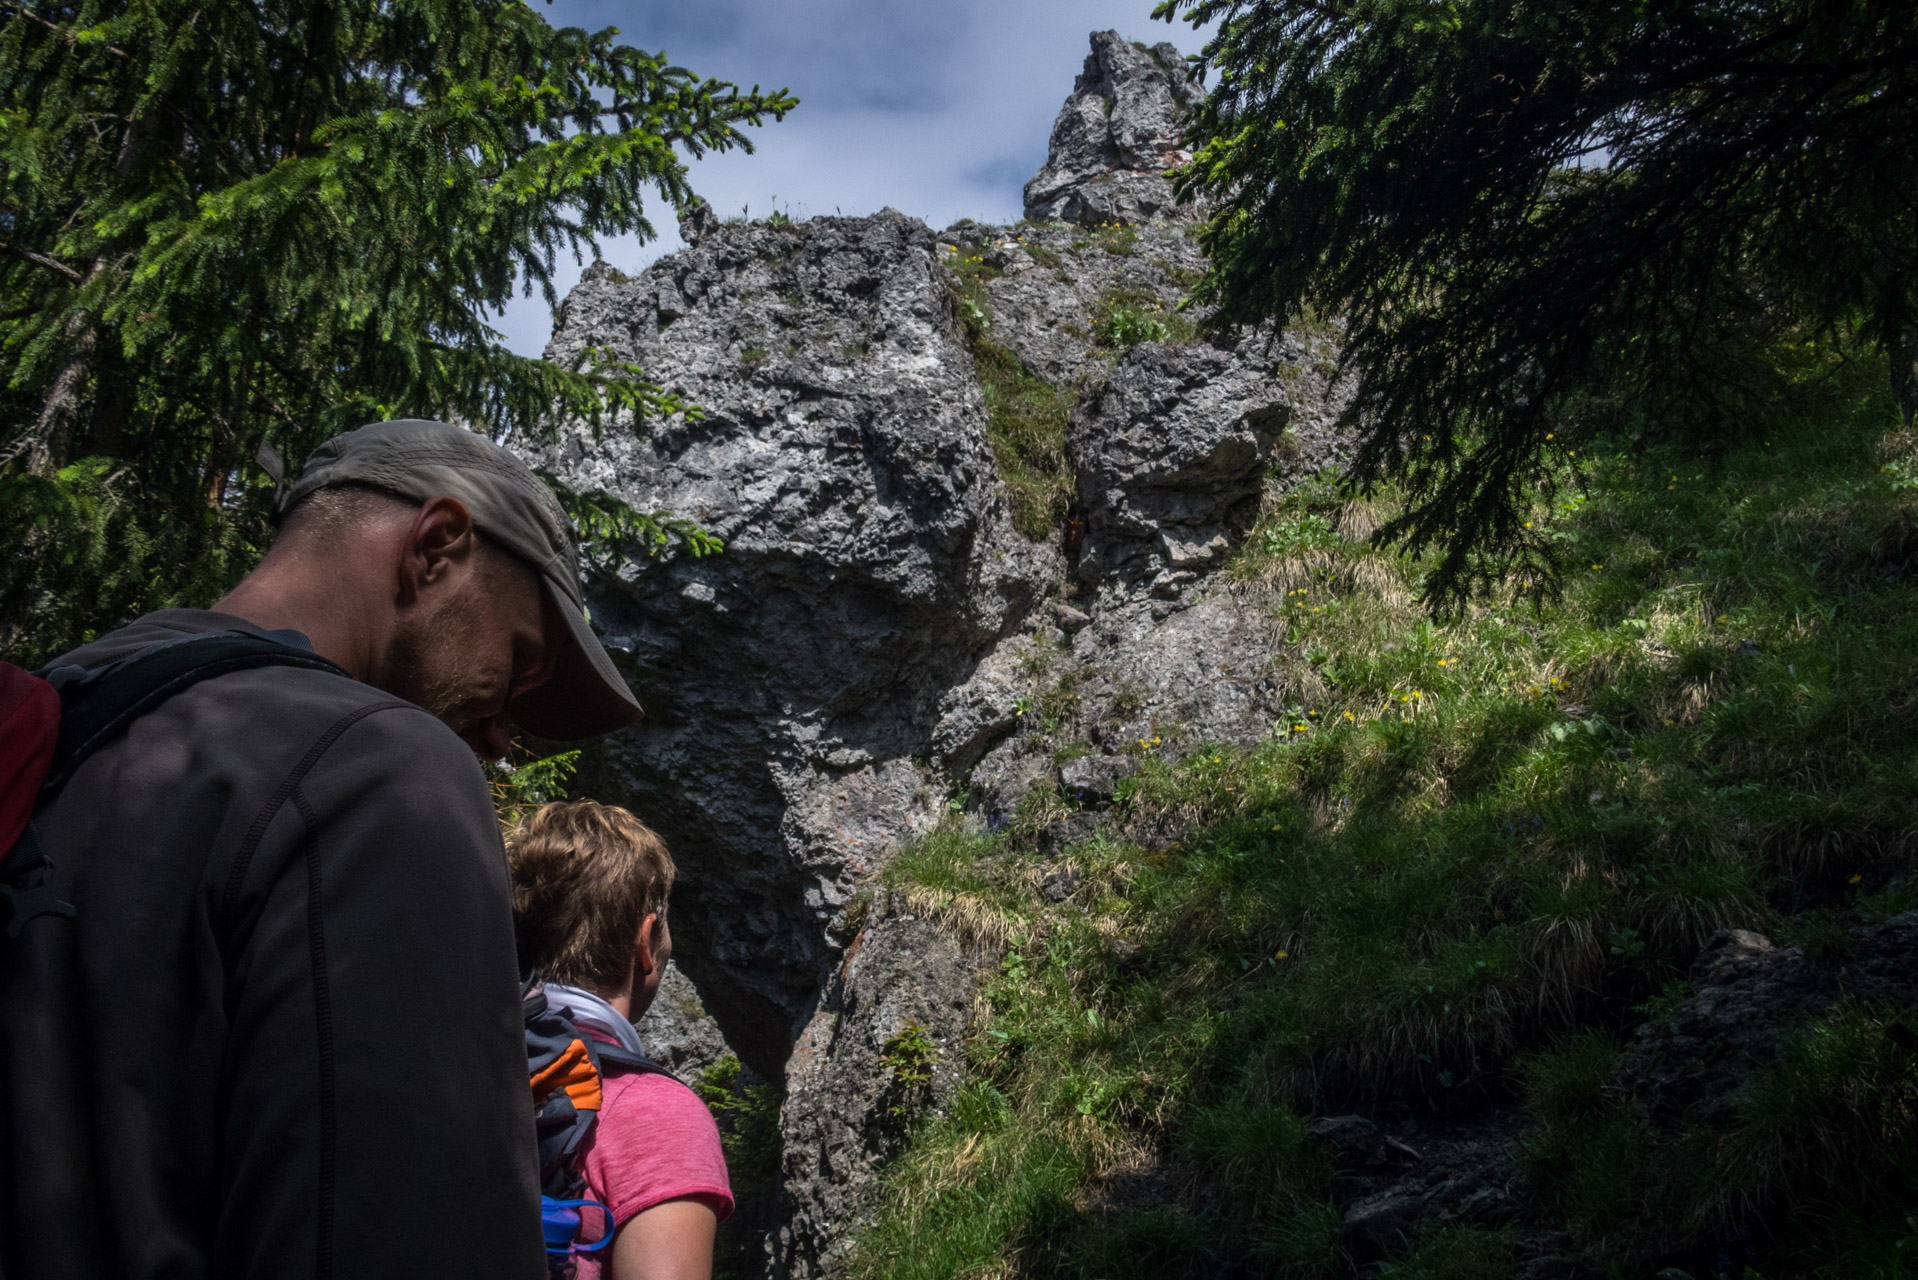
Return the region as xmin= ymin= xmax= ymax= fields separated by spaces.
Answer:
xmin=0 ymin=0 xmax=793 ymax=661
xmin=1157 ymin=0 xmax=1918 ymax=609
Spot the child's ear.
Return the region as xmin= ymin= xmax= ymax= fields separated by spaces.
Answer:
xmin=634 ymin=912 xmax=661 ymax=975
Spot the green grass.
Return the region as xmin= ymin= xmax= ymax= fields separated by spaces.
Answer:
xmin=854 ymin=349 xmax=1918 ymax=1277
xmin=693 ymin=1055 xmax=783 ymax=1280
xmin=945 ymin=247 xmax=1076 ymax=540
xmin=1091 ymin=286 xmax=1194 ymax=350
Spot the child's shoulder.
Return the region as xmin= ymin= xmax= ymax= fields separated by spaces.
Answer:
xmin=602 ymin=1066 xmax=714 ymax=1130
xmin=585 ymin=1065 xmax=734 ymax=1220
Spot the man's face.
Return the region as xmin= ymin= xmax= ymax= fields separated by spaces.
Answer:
xmin=385 ymin=545 xmax=565 ymax=760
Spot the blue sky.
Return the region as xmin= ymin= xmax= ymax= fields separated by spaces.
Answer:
xmin=492 ymin=0 xmax=1211 ymax=355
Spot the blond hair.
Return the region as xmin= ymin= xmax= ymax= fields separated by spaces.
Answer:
xmin=506 ymin=800 xmax=675 ymax=997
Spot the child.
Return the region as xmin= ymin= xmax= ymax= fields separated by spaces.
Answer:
xmin=508 ymin=800 xmax=733 ymax=1280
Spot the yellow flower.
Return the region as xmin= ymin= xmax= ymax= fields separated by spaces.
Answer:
xmin=1275 ymin=950 xmax=1290 ymax=960
xmin=1850 ymin=873 xmax=1864 ymax=885
xmin=1524 ymin=521 xmax=1533 ymax=528
xmin=1546 ymin=432 xmax=1555 ymax=440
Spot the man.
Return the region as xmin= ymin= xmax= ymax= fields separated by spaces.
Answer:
xmin=0 ymin=419 xmax=645 ymax=1278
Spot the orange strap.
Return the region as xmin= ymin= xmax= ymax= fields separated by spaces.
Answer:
xmin=529 ymin=1037 xmax=603 ymax=1113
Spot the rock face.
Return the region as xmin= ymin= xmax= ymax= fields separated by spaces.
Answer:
xmin=774 ymin=893 xmax=986 ymax=1276
xmin=525 ymin=32 xmax=1364 ymax=1277
xmin=636 ymin=962 xmax=731 ymax=1078
xmin=527 ymin=210 xmax=1052 ymax=1085
xmin=1071 ymin=340 xmax=1291 ymax=596
xmin=1024 ymin=30 xmax=1204 ymax=226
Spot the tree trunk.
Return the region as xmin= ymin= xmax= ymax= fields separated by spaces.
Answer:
xmin=23 ymin=310 xmax=99 ymax=473
xmin=2 ymin=104 xmax=162 ymax=475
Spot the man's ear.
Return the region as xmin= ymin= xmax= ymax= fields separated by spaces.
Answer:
xmin=396 ymin=496 xmax=477 ymax=605
xmin=633 ymin=912 xmax=662 ymax=977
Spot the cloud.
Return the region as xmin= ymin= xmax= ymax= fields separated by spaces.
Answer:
xmin=491 ymin=0 xmax=1211 ymax=355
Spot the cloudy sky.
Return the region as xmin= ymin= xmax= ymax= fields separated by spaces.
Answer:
xmin=492 ymin=0 xmax=1212 ymax=355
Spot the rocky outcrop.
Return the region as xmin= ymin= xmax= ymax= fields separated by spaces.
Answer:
xmin=1617 ymin=914 xmax=1918 ymax=1125
xmin=1024 ymin=30 xmax=1204 ymax=226
xmin=524 ymin=32 xmax=1364 ymax=1277
xmin=1295 ymin=914 xmax=1918 ymax=1276
xmin=1070 ymin=340 xmax=1291 ymax=595
xmin=526 ymin=210 xmax=1052 ymax=1086
xmin=774 ymin=893 xmax=986 ymax=1275
xmin=636 ymin=961 xmax=731 ymax=1078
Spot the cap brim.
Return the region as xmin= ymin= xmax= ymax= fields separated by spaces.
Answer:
xmin=508 ymin=578 xmax=645 ymax=741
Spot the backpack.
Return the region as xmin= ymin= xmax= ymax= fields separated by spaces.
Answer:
xmin=524 ymin=975 xmax=673 ymax=1276
xmin=0 ymin=631 xmax=347 ymax=939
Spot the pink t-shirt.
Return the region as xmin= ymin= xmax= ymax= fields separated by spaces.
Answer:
xmin=570 ymin=1059 xmax=734 ymax=1280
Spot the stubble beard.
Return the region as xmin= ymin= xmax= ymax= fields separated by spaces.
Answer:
xmin=384 ymin=588 xmax=497 ymax=746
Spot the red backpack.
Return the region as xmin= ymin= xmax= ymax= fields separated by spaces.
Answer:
xmin=0 ymin=632 xmax=346 ymax=937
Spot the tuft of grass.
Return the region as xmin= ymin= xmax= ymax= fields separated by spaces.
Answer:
xmin=944 ymin=248 xmax=1076 ymax=539
xmin=858 ymin=347 xmax=1918 ymax=1277
xmin=1091 ymin=286 xmax=1192 ymax=350
xmin=1379 ymin=1225 xmax=1518 ymax=1279
xmin=1092 ymin=221 xmax=1137 ymax=257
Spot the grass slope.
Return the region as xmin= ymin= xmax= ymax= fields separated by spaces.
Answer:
xmin=853 ymin=353 xmax=1918 ymax=1278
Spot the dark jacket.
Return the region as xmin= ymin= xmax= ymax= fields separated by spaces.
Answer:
xmin=0 ymin=609 xmax=543 ymax=1279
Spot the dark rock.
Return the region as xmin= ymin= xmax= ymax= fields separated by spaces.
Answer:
xmin=677 ymin=196 xmax=720 ymax=247
xmin=1619 ymin=913 xmax=1918 ymax=1126
xmin=1335 ymin=1106 xmax=1524 ymax=1260
xmin=1309 ymin=1114 xmax=1392 ymax=1168
xmin=1024 ymin=31 xmax=1203 ymax=226
xmin=1040 ymin=868 xmax=1084 ymax=902
xmin=775 ymin=894 xmax=987 ymax=1276
xmin=1036 ymin=812 xmax=1101 ymax=854
xmin=635 ymin=961 xmax=730 ymax=1078
xmin=1058 ymin=753 xmax=1140 ymax=803
xmin=1344 ymin=1186 xmax=1426 ymax=1254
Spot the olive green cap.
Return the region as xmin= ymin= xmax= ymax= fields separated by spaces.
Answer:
xmin=274 ymin=418 xmax=643 ymax=740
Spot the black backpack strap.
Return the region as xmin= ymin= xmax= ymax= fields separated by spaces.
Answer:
xmin=2 ymin=632 xmax=349 ymax=936
xmin=0 ymin=823 xmax=73 ymax=938
xmin=594 ymin=1043 xmax=676 ymax=1082
xmin=40 ymin=632 xmax=349 ymax=795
